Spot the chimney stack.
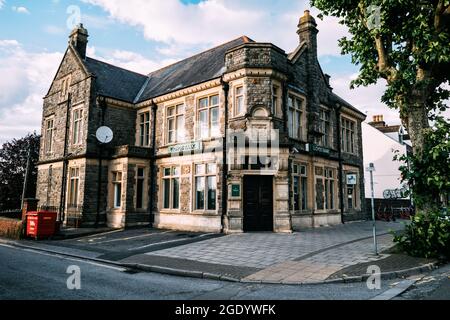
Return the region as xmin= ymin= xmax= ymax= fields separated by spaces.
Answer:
xmin=69 ymin=23 xmax=88 ymax=60
xmin=369 ymin=115 xmax=386 ymax=128
xmin=297 ymin=10 xmax=318 ymax=56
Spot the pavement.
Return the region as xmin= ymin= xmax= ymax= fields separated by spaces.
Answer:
xmin=0 ymin=220 xmax=440 ymax=286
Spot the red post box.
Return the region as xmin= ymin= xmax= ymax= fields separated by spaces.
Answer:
xmin=26 ymin=211 xmax=58 ymax=240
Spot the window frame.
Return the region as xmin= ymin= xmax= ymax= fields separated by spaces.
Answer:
xmin=166 ymin=104 xmax=185 ymax=145
xmin=315 ymin=166 xmax=337 ymax=211
xmin=161 ymin=166 xmax=180 ymax=211
xmin=318 ymin=108 xmax=332 ymax=148
xmin=136 ymin=167 xmax=146 ymax=210
xmin=112 ymin=171 xmax=123 ymax=209
xmin=44 ymin=117 xmax=55 ymax=155
xmin=194 ymin=163 xmax=217 ymax=212
xmin=234 ymin=86 xmax=245 ymax=116
xmin=72 ymin=107 xmax=83 ymax=145
xmin=196 ymin=94 xmax=220 ymax=139
xmin=292 ymin=163 xmax=308 ymax=211
xmin=272 ymin=84 xmax=282 ymax=117
xmin=341 ymin=116 xmax=356 ymax=154
xmin=288 ymin=94 xmax=305 ymax=141
xmin=68 ymin=167 xmax=80 ymax=207
xmin=60 ymin=75 xmax=71 ymax=101
xmin=138 ymin=111 xmax=150 ymax=147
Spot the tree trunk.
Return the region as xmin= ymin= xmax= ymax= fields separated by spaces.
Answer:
xmin=402 ymin=103 xmax=430 ymax=156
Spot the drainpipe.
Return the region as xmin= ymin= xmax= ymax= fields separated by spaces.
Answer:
xmin=59 ymin=93 xmax=72 ymax=223
xmin=95 ymin=96 xmax=107 ymax=228
xmin=148 ymin=100 xmax=158 ymax=226
xmin=220 ymin=78 xmax=229 ymax=234
xmin=335 ymin=103 xmax=345 ymax=224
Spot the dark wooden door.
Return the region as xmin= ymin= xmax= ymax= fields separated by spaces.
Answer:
xmin=243 ymin=176 xmax=273 ymax=232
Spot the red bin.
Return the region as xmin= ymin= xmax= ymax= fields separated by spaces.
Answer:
xmin=26 ymin=211 xmax=58 ymax=239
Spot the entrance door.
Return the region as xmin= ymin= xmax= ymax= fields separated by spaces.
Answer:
xmin=243 ymin=175 xmax=273 ymax=232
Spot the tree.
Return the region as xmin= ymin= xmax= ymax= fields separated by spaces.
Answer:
xmin=0 ymin=133 xmax=40 ymax=211
xmin=311 ymin=0 xmax=450 ymax=209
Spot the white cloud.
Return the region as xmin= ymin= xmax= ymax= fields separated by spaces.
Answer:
xmin=87 ymin=45 xmax=175 ymax=74
xmin=0 ymin=0 xmax=5 ymax=10
xmin=44 ymin=25 xmax=65 ymax=35
xmin=12 ymin=6 xmax=30 ymax=14
xmin=0 ymin=40 xmax=63 ymax=144
xmin=330 ymin=73 xmax=401 ymax=125
xmin=82 ymin=0 xmax=348 ymax=57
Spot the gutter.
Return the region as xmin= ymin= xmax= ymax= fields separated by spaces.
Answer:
xmin=59 ymin=93 xmax=72 ymax=223
xmin=220 ymin=78 xmax=229 ymax=234
xmin=335 ymin=103 xmax=345 ymax=224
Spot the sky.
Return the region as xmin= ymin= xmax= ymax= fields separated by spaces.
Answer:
xmin=0 ymin=0 xmax=447 ymax=144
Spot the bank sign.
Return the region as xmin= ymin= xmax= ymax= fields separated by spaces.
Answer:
xmin=168 ymin=141 xmax=203 ymax=154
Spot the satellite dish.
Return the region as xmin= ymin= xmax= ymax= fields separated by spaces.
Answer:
xmin=96 ymin=126 xmax=113 ymax=144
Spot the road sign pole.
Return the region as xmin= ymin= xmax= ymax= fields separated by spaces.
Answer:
xmin=366 ymin=163 xmax=378 ymax=255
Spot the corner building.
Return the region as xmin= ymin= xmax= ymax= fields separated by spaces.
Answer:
xmin=36 ymin=11 xmax=367 ymax=233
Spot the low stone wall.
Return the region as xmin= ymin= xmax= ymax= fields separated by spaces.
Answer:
xmin=0 ymin=217 xmax=23 ymax=239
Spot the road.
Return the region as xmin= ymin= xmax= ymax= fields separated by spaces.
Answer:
xmin=0 ymin=243 xmax=413 ymax=300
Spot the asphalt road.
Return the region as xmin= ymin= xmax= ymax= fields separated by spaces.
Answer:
xmin=0 ymin=243 xmax=409 ymax=300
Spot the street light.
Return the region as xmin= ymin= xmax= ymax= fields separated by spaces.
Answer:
xmin=366 ymin=162 xmax=378 ymax=255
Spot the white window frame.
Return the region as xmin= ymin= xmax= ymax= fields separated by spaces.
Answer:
xmin=162 ymin=166 xmax=180 ymax=210
xmin=197 ymin=94 xmax=220 ymax=139
xmin=112 ymin=171 xmax=123 ymax=209
xmin=235 ymin=86 xmax=245 ymax=116
xmin=194 ymin=163 xmax=217 ymax=211
xmin=166 ymin=104 xmax=185 ymax=144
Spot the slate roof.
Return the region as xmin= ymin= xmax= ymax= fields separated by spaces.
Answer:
xmin=84 ymin=57 xmax=148 ymax=103
xmin=136 ymin=36 xmax=253 ymax=102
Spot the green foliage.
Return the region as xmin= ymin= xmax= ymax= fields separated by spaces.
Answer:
xmin=393 ymin=209 xmax=450 ymax=259
xmin=394 ymin=117 xmax=450 ymax=208
xmin=311 ymin=0 xmax=450 ymax=113
xmin=0 ymin=133 xmax=40 ymax=211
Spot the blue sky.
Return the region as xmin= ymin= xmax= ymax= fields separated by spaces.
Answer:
xmin=0 ymin=0 xmax=403 ymax=143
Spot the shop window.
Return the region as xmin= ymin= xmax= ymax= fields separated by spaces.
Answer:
xmin=162 ymin=166 xmax=180 ymax=210
xmin=315 ymin=167 xmax=336 ymax=210
xmin=293 ymin=164 xmax=308 ymax=211
xmin=194 ymin=164 xmax=217 ymax=211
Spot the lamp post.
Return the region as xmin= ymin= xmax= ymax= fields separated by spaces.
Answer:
xmin=366 ymin=162 xmax=378 ymax=255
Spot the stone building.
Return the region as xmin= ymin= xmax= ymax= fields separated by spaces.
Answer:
xmin=36 ymin=11 xmax=367 ymax=233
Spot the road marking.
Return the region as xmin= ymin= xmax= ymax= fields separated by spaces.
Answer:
xmin=132 ymin=233 xmax=215 ymax=251
xmin=0 ymin=243 xmax=127 ymax=272
xmin=88 ymin=230 xmax=173 ymax=245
